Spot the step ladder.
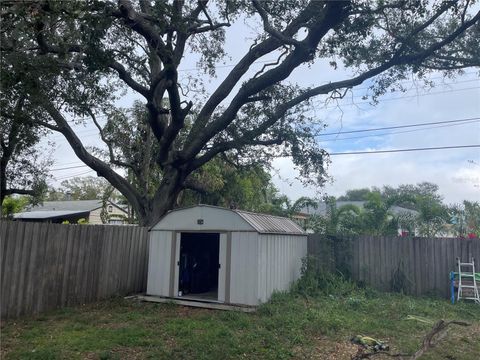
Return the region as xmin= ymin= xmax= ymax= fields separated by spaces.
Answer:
xmin=457 ymin=257 xmax=480 ymax=304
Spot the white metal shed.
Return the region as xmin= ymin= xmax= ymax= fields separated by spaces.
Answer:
xmin=146 ymin=205 xmax=307 ymax=306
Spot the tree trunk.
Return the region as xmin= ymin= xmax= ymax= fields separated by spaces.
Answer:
xmin=137 ymin=167 xmax=186 ymax=227
xmin=0 ymin=156 xmax=9 ymax=213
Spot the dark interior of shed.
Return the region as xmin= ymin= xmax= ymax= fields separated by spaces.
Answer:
xmin=178 ymin=232 xmax=220 ymax=300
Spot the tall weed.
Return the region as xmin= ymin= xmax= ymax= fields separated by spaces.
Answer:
xmin=292 ymin=256 xmax=358 ymax=298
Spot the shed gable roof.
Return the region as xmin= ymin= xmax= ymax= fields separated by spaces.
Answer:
xmin=151 ymin=205 xmax=305 ymax=235
xmin=234 ymin=209 xmax=304 ymax=234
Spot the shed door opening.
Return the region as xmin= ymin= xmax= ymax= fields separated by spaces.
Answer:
xmin=178 ymin=233 xmax=220 ymax=300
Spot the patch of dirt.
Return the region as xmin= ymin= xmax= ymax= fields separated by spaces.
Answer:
xmin=164 ymin=336 xmax=177 ymax=349
xmin=141 ymin=302 xmax=213 ymax=319
xmin=96 ymin=322 xmax=130 ymax=330
xmin=83 ymin=347 xmax=145 ymax=359
xmin=174 ymin=305 xmax=213 ymax=318
xmin=293 ymin=336 xmax=359 ymax=359
xmin=0 ymin=322 xmax=25 ymax=359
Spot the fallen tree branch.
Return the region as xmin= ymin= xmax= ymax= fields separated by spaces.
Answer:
xmin=410 ymin=320 xmax=470 ymax=360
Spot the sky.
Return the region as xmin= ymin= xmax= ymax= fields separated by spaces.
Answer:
xmin=44 ymin=13 xmax=480 ymax=205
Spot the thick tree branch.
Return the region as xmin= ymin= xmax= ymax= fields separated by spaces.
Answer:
xmin=184 ymin=1 xmax=349 ymax=160
xmin=35 ymin=17 xmax=151 ymax=98
xmin=187 ymin=0 xmax=322 ymax=141
xmin=192 ymin=137 xmax=283 ymax=169
xmin=35 ymin=94 xmax=144 ymax=218
xmin=113 ymin=49 xmax=151 ymax=82
xmin=191 ymin=22 xmax=230 ymax=34
xmin=398 ymin=2 xmax=451 ymax=49
xmin=399 ymin=10 xmax=480 ymax=64
xmin=189 ymin=0 xmax=230 ymax=34
xmin=253 ymin=46 xmax=290 ymax=79
xmin=36 ymin=120 xmax=61 ymax=132
xmin=108 ymin=60 xmax=150 ymax=97
xmin=115 ymin=0 xmax=169 ymax=60
xmin=156 ymin=70 xmax=191 ymax=165
xmin=87 ymin=109 xmax=135 ymax=170
xmin=251 ymin=0 xmax=302 ymax=46
xmin=183 ymin=177 xmax=210 ymax=195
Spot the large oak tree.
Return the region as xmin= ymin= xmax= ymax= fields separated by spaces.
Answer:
xmin=1 ymin=0 xmax=479 ymax=226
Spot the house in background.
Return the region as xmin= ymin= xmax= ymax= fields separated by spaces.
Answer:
xmin=13 ymin=200 xmax=128 ymax=225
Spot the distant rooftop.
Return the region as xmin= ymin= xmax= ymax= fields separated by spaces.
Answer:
xmin=14 ymin=210 xmax=90 ymax=220
xmin=23 ymin=200 xmax=104 ymax=212
xmin=13 ymin=200 xmax=128 ymax=220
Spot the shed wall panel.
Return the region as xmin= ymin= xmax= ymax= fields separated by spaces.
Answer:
xmin=229 ymin=232 xmax=258 ymax=305
xmin=218 ymin=233 xmax=227 ymax=302
xmin=257 ymin=234 xmax=307 ymax=302
xmin=146 ymin=231 xmax=172 ymax=297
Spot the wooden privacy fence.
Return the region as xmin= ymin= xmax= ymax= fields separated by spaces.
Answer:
xmin=308 ymin=235 xmax=480 ymax=298
xmin=1 ymin=221 xmax=149 ymax=319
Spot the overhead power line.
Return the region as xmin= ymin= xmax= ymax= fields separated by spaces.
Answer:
xmin=50 ymin=164 xmax=90 ymax=171
xmin=317 ymin=116 xmax=480 ymax=136
xmin=51 ymin=144 xmax=480 ymax=170
xmin=319 ymin=119 xmax=479 ymax=142
xmin=329 ymin=144 xmax=480 ymax=156
xmin=52 ymin=169 xmax=95 ymax=181
xmin=313 ymin=85 xmax=480 ymax=111
xmin=52 ymin=160 xmax=86 ymax=167
xmin=49 ymin=116 xmax=479 ymax=170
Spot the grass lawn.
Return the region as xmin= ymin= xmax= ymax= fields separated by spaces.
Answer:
xmin=1 ymin=283 xmax=479 ymax=360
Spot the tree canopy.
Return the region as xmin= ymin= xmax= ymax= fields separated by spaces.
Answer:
xmin=0 ymin=100 xmax=51 ymax=210
xmin=47 ymin=176 xmax=112 ymax=201
xmin=2 ymin=0 xmax=479 ymax=225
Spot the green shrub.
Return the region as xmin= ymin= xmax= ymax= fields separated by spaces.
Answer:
xmin=292 ymin=256 xmax=359 ymax=298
